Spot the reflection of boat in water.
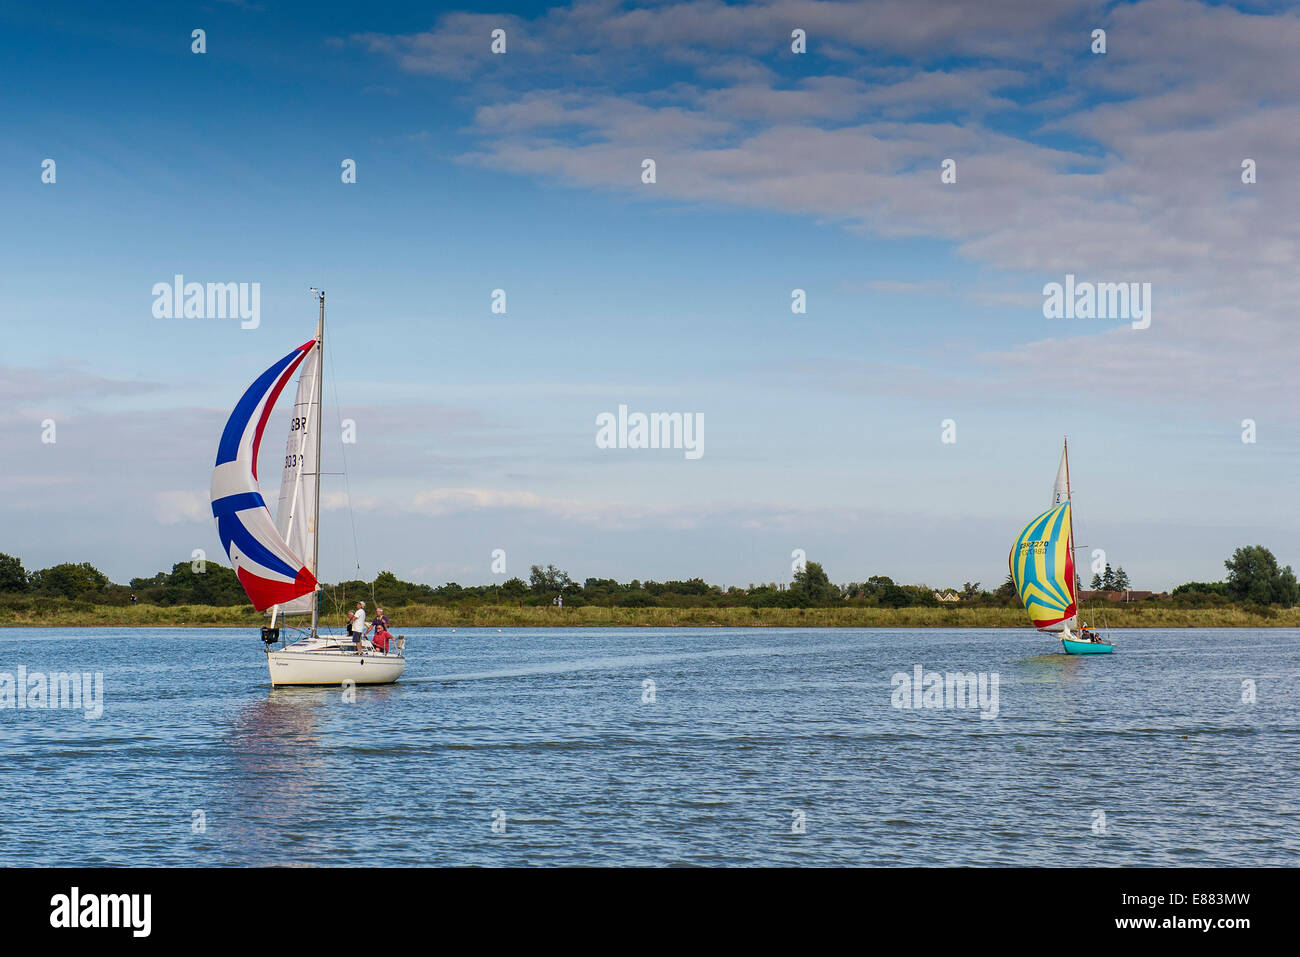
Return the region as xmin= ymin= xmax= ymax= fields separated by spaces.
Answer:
xmin=209 ymin=289 xmax=405 ymax=686
xmin=230 ymin=694 xmax=325 ymax=779
xmin=217 ymin=686 xmax=400 ymax=865
xmin=216 ymin=694 xmax=329 ymax=863
xmin=1009 ymin=438 xmax=1115 ymax=655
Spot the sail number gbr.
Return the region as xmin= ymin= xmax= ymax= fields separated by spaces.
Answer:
xmin=1017 ymin=541 xmax=1049 ymax=555
xmin=285 ymin=415 xmax=310 ymax=469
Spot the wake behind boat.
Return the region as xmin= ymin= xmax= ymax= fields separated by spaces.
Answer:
xmin=1008 ymin=439 xmax=1115 ymax=655
xmin=209 ymin=289 xmax=406 ymax=686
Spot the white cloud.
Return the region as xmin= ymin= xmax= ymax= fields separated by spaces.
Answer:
xmin=152 ymin=490 xmax=210 ymax=526
xmin=353 ymin=0 xmax=1300 ymax=419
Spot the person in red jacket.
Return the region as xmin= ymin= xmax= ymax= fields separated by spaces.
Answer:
xmin=366 ymin=607 xmax=391 ymax=653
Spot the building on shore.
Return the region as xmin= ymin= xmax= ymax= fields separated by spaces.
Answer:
xmin=1079 ymin=589 xmax=1169 ymax=603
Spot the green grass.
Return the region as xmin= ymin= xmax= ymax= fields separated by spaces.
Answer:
xmin=2 ymin=602 xmax=1297 ymax=628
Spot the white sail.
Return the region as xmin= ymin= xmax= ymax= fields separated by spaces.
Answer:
xmin=271 ymin=340 xmax=321 ymax=616
xmin=1051 ymin=445 xmax=1069 ymax=506
xmin=1054 ymin=441 xmax=1076 ymax=630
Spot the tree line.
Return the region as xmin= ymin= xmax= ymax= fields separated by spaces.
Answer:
xmin=1089 ymin=563 xmax=1131 ymax=591
xmin=1 ymin=545 xmax=1296 ymax=611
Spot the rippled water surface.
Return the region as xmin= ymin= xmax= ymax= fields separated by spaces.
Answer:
xmin=1 ymin=627 xmax=1296 ymax=866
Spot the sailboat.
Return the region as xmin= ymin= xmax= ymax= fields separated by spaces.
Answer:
xmin=1008 ymin=439 xmax=1115 ymax=655
xmin=209 ymin=289 xmax=406 ymax=686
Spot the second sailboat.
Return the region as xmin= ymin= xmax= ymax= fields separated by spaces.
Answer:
xmin=1008 ymin=439 xmax=1115 ymax=655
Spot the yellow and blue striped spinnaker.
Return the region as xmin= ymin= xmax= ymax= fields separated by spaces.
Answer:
xmin=1008 ymin=501 xmax=1077 ymax=631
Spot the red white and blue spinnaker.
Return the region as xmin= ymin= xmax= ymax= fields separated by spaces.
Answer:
xmin=210 ymin=340 xmax=319 ymax=610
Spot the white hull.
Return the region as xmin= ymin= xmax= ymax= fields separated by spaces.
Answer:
xmin=266 ymin=636 xmax=406 ymax=686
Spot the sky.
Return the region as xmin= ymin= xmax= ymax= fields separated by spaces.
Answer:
xmin=1 ymin=0 xmax=1297 ymax=593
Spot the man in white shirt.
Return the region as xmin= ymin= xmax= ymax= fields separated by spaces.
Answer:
xmin=350 ymin=601 xmax=367 ymax=655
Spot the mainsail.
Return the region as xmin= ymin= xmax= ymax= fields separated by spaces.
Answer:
xmin=271 ymin=340 xmax=321 ymax=616
xmin=210 ymin=341 xmax=320 ymax=611
xmin=1009 ymin=501 xmax=1077 ymax=631
xmin=1052 ymin=446 xmax=1069 ymax=507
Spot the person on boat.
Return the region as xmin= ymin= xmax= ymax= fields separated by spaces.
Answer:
xmin=366 ymin=607 xmax=391 ymax=654
xmin=349 ymin=601 xmax=367 ymax=654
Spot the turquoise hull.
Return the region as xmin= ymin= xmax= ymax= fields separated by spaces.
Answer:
xmin=1062 ymin=637 xmax=1114 ymax=655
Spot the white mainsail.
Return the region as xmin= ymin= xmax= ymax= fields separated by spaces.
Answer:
xmin=1051 ymin=445 xmax=1069 ymax=507
xmin=1053 ymin=440 xmax=1076 ymax=630
xmin=271 ymin=334 xmax=321 ymax=616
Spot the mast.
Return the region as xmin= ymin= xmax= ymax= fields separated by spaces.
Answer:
xmin=309 ymin=288 xmax=325 ymax=637
xmin=1064 ymin=435 xmax=1079 ymax=619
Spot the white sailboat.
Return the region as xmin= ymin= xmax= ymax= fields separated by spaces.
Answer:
xmin=210 ymin=289 xmax=406 ymax=686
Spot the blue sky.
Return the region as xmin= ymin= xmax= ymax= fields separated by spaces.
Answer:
xmin=2 ymin=0 xmax=1297 ymax=592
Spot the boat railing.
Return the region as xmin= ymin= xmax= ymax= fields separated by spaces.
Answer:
xmin=265 ymin=633 xmax=406 ymax=657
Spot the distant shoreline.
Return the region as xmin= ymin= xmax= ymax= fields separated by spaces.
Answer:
xmin=2 ymin=603 xmax=1296 ymax=628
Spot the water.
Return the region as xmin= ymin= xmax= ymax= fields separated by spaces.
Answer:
xmin=1 ymin=627 xmax=1296 ymax=866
